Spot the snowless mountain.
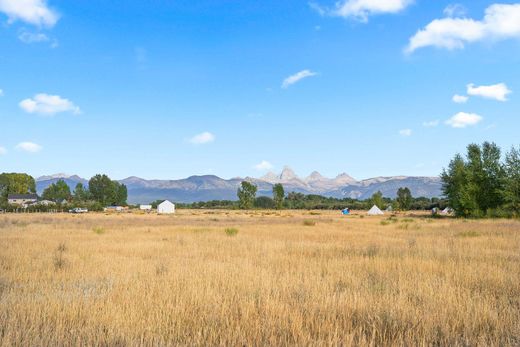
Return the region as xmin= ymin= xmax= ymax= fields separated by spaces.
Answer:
xmin=35 ymin=168 xmax=442 ymax=204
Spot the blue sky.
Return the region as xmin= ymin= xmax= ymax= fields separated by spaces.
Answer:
xmin=0 ymin=0 xmax=519 ymax=180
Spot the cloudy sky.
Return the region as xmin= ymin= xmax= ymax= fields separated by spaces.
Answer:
xmin=0 ymin=0 xmax=519 ymax=180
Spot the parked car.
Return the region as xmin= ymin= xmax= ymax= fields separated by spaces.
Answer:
xmin=69 ymin=208 xmax=88 ymax=214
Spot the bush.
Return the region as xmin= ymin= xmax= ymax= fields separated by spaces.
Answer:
xmin=303 ymin=220 xmax=316 ymax=226
xmin=225 ymin=228 xmax=239 ymax=236
xmin=93 ymin=227 xmax=105 ymax=235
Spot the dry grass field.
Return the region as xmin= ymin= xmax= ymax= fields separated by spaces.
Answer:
xmin=0 ymin=210 xmax=519 ymax=346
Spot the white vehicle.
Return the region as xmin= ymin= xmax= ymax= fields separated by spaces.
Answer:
xmin=69 ymin=207 xmax=88 ymax=214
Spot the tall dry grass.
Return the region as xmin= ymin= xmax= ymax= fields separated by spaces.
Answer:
xmin=0 ymin=211 xmax=519 ymax=346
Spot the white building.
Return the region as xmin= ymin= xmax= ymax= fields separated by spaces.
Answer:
xmin=157 ymin=200 xmax=175 ymax=214
xmin=140 ymin=204 xmax=152 ymax=211
xmin=7 ymin=194 xmax=38 ymax=206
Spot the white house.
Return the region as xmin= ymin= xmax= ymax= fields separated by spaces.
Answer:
xmin=7 ymin=194 xmax=38 ymax=206
xmin=158 ymin=200 xmax=175 ymax=214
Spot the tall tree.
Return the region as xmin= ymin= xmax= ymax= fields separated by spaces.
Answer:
xmin=480 ymin=142 xmax=506 ymax=211
xmin=0 ymin=173 xmax=36 ymax=202
xmin=73 ymin=183 xmax=90 ymax=201
xmin=237 ymin=181 xmax=257 ymax=209
xmin=89 ymin=174 xmax=116 ymax=206
xmin=504 ymin=146 xmax=520 ymax=215
xmin=42 ymin=179 xmax=71 ymax=202
xmin=396 ymin=187 xmax=412 ymax=210
xmin=370 ymin=191 xmax=384 ymax=208
xmin=114 ymin=182 xmax=128 ymax=206
xmin=272 ymin=183 xmax=285 ymax=209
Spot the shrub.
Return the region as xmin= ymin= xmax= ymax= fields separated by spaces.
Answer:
xmin=303 ymin=220 xmax=316 ymax=226
xmin=225 ymin=228 xmax=239 ymax=236
xmin=93 ymin=227 xmax=105 ymax=235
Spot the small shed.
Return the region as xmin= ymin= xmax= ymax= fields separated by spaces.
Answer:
xmin=158 ymin=200 xmax=175 ymax=214
xmin=140 ymin=204 xmax=152 ymax=211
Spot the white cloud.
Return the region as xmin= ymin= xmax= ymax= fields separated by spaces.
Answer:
xmin=254 ymin=160 xmax=273 ymax=170
xmin=406 ymin=3 xmax=520 ymax=53
xmin=452 ymin=94 xmax=468 ymax=103
xmin=16 ymin=141 xmax=42 ymax=153
xmin=443 ymin=4 xmax=467 ymax=18
xmin=313 ymin=0 xmax=414 ymax=22
xmin=18 ymin=30 xmax=49 ymax=43
xmin=189 ymin=132 xmax=215 ymax=145
xmin=282 ymin=70 xmax=317 ymax=88
xmin=0 ymin=89 xmax=3 ymax=96
xmin=0 ymin=0 xmax=59 ymax=27
xmin=0 ymin=146 xmax=7 ymax=155
xmin=19 ymin=93 xmax=81 ymax=116
xmin=467 ymin=83 xmax=511 ymax=102
xmin=445 ymin=112 xmax=483 ymax=128
xmin=423 ymin=120 xmax=439 ymax=127
xmin=399 ymin=129 xmax=412 ymax=136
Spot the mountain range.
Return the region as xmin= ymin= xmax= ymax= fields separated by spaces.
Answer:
xmin=35 ymin=167 xmax=443 ymax=204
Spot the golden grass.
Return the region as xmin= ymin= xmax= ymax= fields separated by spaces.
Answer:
xmin=0 ymin=210 xmax=519 ymax=346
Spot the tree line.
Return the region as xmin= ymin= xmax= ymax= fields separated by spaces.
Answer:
xmin=176 ymin=181 xmax=445 ymax=211
xmin=442 ymin=142 xmax=520 ymax=217
xmin=0 ymin=173 xmax=127 ymax=210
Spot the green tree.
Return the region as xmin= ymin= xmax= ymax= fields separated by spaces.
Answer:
xmin=113 ymin=182 xmax=128 ymax=206
xmin=396 ymin=187 xmax=412 ymax=210
xmin=89 ymin=174 xmax=114 ymax=205
xmin=42 ymin=179 xmax=71 ymax=202
xmin=0 ymin=173 xmax=36 ymax=202
xmin=237 ymin=181 xmax=257 ymax=209
xmin=254 ymin=196 xmax=275 ymax=209
xmin=504 ymin=146 xmax=520 ymax=215
xmin=73 ymin=183 xmax=90 ymax=201
xmin=272 ymin=183 xmax=285 ymax=209
xmin=370 ymin=191 xmax=384 ymax=208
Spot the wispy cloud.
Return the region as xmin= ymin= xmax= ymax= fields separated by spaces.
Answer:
xmin=189 ymin=132 xmax=215 ymax=145
xmin=423 ymin=120 xmax=439 ymax=127
xmin=16 ymin=141 xmax=42 ymax=153
xmin=282 ymin=70 xmax=317 ymax=88
xmin=452 ymin=94 xmax=468 ymax=104
xmin=445 ymin=112 xmax=483 ymax=128
xmin=19 ymin=93 xmax=81 ymax=116
xmin=0 ymin=146 xmax=7 ymax=155
xmin=467 ymin=83 xmax=511 ymax=102
xmin=443 ymin=4 xmax=467 ymax=18
xmin=254 ymin=160 xmax=273 ymax=170
xmin=406 ymin=3 xmax=520 ymax=53
xmin=399 ymin=129 xmax=412 ymax=136
xmin=0 ymin=89 xmax=3 ymax=96
xmin=0 ymin=0 xmax=59 ymax=27
xmin=312 ymin=0 xmax=414 ymax=22
xmin=18 ymin=30 xmax=49 ymax=43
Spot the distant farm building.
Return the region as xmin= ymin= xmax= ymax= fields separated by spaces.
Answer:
xmin=7 ymin=194 xmax=38 ymax=206
xmin=367 ymin=205 xmax=384 ymax=216
xmin=140 ymin=204 xmax=152 ymax=211
xmin=158 ymin=200 xmax=175 ymax=214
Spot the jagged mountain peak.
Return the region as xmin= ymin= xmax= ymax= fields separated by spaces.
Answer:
xmin=306 ymin=171 xmax=326 ymax=181
xmin=280 ymin=166 xmax=298 ymax=181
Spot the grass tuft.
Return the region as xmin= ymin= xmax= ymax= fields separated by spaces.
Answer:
xmin=225 ymin=228 xmax=239 ymax=236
